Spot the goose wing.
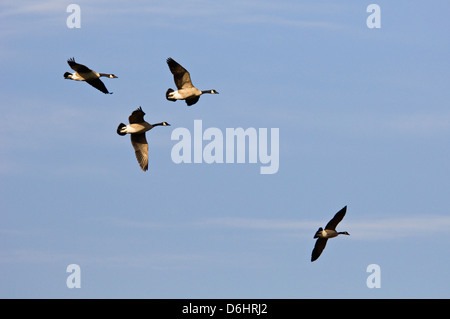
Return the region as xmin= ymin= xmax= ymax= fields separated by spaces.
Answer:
xmin=185 ymin=96 xmax=200 ymax=106
xmin=67 ymin=58 xmax=92 ymax=73
xmin=311 ymin=238 xmax=328 ymax=262
xmin=167 ymin=57 xmax=194 ymax=89
xmin=131 ymin=133 xmax=148 ymax=171
xmin=85 ymin=78 xmax=110 ymax=94
xmin=325 ymin=206 xmax=347 ymax=230
xmin=128 ymin=107 xmax=145 ymax=124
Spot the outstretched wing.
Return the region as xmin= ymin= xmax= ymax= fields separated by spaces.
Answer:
xmin=311 ymin=238 xmax=328 ymax=262
xmin=67 ymin=58 xmax=92 ymax=73
xmin=325 ymin=206 xmax=347 ymax=231
xmin=130 ymin=133 xmax=148 ymax=171
xmin=128 ymin=107 xmax=145 ymax=124
xmin=166 ymin=57 xmax=194 ymax=89
xmin=85 ymin=78 xmax=110 ymax=94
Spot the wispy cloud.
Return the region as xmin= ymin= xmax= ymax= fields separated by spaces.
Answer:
xmin=0 ymin=248 xmax=207 ymax=270
xmin=0 ymin=0 xmax=66 ymax=18
xmin=1 ymin=0 xmax=348 ymax=31
xmin=194 ymin=217 xmax=317 ymax=231
xmin=345 ymin=215 xmax=450 ymax=239
xmin=228 ymin=13 xmax=345 ymax=30
xmin=109 ymin=218 xmax=166 ymax=230
xmin=255 ymin=107 xmax=450 ymax=140
xmin=194 ymin=215 xmax=450 ymax=240
xmin=387 ymin=111 xmax=450 ymax=136
xmin=111 ymin=214 xmax=450 ymax=240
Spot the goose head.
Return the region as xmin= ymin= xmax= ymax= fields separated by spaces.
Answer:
xmin=99 ymin=73 xmax=118 ymax=78
xmin=153 ymin=121 xmax=171 ymax=127
xmin=339 ymin=231 xmax=350 ymax=235
xmin=202 ymin=89 xmax=219 ymax=94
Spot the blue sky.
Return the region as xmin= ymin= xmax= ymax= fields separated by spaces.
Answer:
xmin=1 ymin=0 xmax=449 ymax=298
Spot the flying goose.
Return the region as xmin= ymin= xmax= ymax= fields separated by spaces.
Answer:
xmin=117 ymin=107 xmax=170 ymax=171
xmin=166 ymin=57 xmax=219 ymax=106
xmin=311 ymin=206 xmax=349 ymax=262
xmin=64 ymin=57 xmax=117 ymax=94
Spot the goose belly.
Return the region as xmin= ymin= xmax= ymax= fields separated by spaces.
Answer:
xmin=322 ymin=230 xmax=338 ymax=238
xmin=173 ymin=88 xmax=202 ymax=99
xmin=170 ymin=90 xmax=184 ymax=99
xmin=125 ymin=123 xmax=152 ymax=134
xmin=72 ymin=71 xmax=99 ymax=81
xmin=70 ymin=73 xmax=85 ymax=81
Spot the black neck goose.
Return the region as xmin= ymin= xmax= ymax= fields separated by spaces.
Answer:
xmin=64 ymin=57 xmax=117 ymax=94
xmin=117 ymin=107 xmax=170 ymax=171
xmin=311 ymin=206 xmax=350 ymax=262
xmin=165 ymin=57 xmax=218 ymax=106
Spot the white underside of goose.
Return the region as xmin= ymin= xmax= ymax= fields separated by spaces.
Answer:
xmin=120 ymin=123 xmax=152 ymax=135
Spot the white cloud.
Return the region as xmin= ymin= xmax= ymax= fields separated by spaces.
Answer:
xmin=109 ymin=214 xmax=450 ymax=240
xmin=388 ymin=111 xmax=450 ymax=136
xmin=0 ymin=0 xmax=347 ymax=30
xmin=344 ymin=215 xmax=450 ymax=239
xmin=0 ymin=0 xmax=66 ymax=18
xmin=195 ymin=217 xmax=317 ymax=230
xmin=109 ymin=218 xmax=166 ymax=230
xmin=0 ymin=247 xmax=210 ymax=270
xmin=228 ymin=13 xmax=345 ymax=30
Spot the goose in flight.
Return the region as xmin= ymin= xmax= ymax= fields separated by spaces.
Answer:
xmin=166 ymin=57 xmax=219 ymax=106
xmin=117 ymin=107 xmax=170 ymax=171
xmin=311 ymin=206 xmax=350 ymax=262
xmin=64 ymin=57 xmax=117 ymax=94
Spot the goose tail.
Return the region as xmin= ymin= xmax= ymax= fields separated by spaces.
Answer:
xmin=64 ymin=72 xmax=72 ymax=79
xmin=166 ymin=88 xmax=176 ymax=101
xmin=313 ymin=227 xmax=323 ymax=239
xmin=117 ymin=123 xmax=127 ymax=136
